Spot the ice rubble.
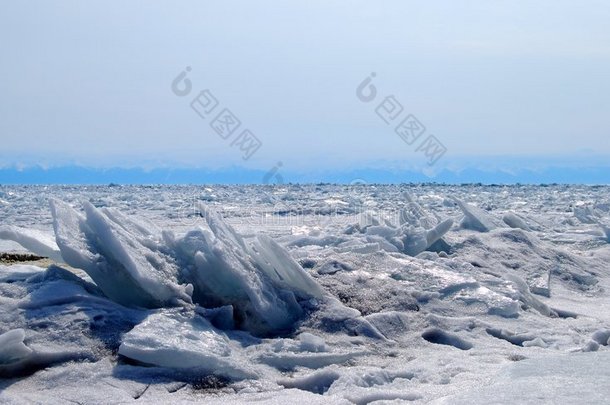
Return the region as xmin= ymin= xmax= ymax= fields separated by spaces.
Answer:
xmin=360 ymin=218 xmax=453 ymax=256
xmin=340 ymin=192 xmax=454 ymax=256
xmin=573 ymin=203 xmax=600 ymax=224
xmin=395 ymin=194 xmax=454 ymax=255
xmin=570 ymin=201 xmax=610 ymax=242
xmin=1 ymin=198 xmax=379 ymax=381
xmin=0 ymin=255 xmax=366 ymax=385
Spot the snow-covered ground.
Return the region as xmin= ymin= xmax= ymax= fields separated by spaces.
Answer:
xmin=1 ymin=184 xmax=609 ymax=404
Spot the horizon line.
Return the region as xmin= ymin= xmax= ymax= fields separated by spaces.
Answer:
xmin=1 ymin=163 xmax=610 ymax=185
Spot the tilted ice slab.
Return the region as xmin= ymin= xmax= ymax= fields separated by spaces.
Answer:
xmin=50 ymin=199 xmax=192 ymax=308
xmin=0 ymin=225 xmax=63 ymax=262
xmin=502 ymin=212 xmax=532 ymax=231
xmin=172 ymin=206 xmax=325 ymax=335
xmin=455 ymin=199 xmax=504 ymax=232
xmin=118 ymin=310 xmax=258 ymax=380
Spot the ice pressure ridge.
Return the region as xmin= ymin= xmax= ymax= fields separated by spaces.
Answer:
xmin=48 ymin=198 xmax=325 ymax=336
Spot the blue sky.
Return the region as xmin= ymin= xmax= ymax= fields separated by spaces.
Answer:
xmin=1 ymin=1 xmax=609 ymax=183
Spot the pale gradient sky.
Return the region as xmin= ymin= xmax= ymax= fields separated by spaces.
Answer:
xmin=1 ymin=1 xmax=609 ymax=174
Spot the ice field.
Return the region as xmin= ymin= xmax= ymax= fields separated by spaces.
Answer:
xmin=1 ymin=184 xmax=610 ymax=404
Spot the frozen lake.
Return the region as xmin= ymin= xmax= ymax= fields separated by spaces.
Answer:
xmin=1 ymin=184 xmax=609 ymax=404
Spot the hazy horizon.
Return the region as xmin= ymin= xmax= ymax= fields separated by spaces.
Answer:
xmin=2 ymin=1 xmax=609 ymax=183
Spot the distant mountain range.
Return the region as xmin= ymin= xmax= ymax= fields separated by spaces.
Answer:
xmin=1 ymin=164 xmax=610 ymax=185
